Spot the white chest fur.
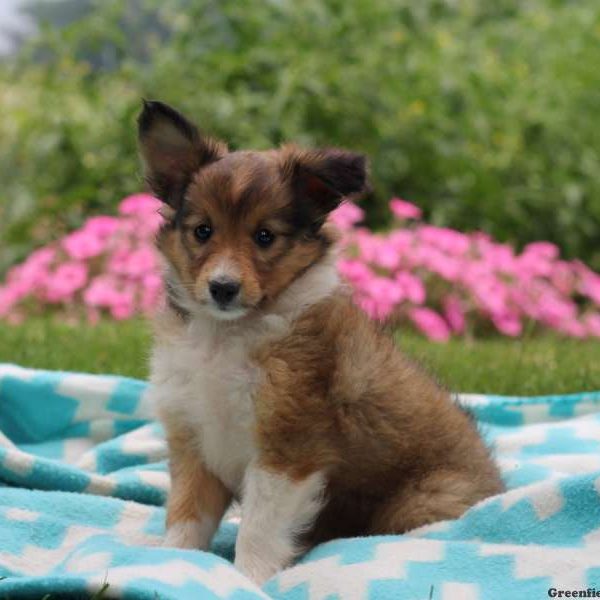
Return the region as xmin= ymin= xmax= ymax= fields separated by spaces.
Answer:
xmin=150 ymin=319 xmax=272 ymax=494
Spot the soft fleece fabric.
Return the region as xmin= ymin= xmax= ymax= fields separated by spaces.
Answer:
xmin=1 ymin=363 xmax=599 ymax=599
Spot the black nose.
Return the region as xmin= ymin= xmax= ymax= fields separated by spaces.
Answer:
xmin=209 ymin=279 xmax=241 ymax=305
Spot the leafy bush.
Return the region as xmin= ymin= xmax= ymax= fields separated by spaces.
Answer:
xmin=1 ymin=194 xmax=599 ymax=341
xmin=2 ymin=0 xmax=600 ymax=272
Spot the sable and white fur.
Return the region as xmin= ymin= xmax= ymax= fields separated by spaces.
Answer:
xmin=138 ymin=100 xmax=504 ymax=585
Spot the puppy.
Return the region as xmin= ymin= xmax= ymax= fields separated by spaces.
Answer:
xmin=139 ymin=100 xmax=504 ymax=585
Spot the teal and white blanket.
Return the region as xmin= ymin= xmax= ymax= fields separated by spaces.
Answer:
xmin=1 ymin=363 xmax=600 ymax=599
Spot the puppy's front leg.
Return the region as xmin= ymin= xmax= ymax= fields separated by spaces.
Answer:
xmin=234 ymin=463 xmax=325 ymax=585
xmin=163 ymin=421 xmax=231 ymax=550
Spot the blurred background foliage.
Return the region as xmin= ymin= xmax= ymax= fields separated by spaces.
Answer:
xmin=1 ymin=0 xmax=600 ymax=274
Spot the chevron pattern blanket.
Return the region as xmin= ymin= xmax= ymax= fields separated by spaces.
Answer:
xmin=1 ymin=363 xmax=599 ymax=599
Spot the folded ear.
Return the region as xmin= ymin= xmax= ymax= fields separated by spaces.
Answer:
xmin=137 ymin=100 xmax=227 ymax=208
xmin=280 ymin=146 xmax=368 ymax=230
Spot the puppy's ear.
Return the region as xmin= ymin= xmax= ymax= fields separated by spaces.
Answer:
xmin=281 ymin=145 xmax=368 ymax=230
xmin=137 ymin=100 xmax=227 ymax=208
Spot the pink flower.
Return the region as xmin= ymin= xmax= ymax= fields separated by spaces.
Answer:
xmin=7 ymin=247 xmax=56 ymax=295
xmin=45 ymin=262 xmax=88 ymax=302
xmin=83 ymin=275 xmax=122 ymax=307
xmin=83 ymin=277 xmax=136 ymax=320
xmin=481 ymin=244 xmax=516 ymax=274
xmin=357 ymin=297 xmax=395 ymax=320
xmin=537 ymin=294 xmax=577 ymax=328
xmin=418 ymin=226 xmax=470 ymax=255
xmin=387 ymin=230 xmax=414 ymax=255
xmin=329 ymin=202 xmax=364 ymax=231
xmin=550 ymin=261 xmax=576 ymax=296
xmin=517 ymin=251 xmax=553 ymax=278
xmin=3 ymin=190 xmax=600 ymax=338
xmin=83 ymin=216 xmax=120 ymax=239
xmin=107 ymin=247 xmax=133 ymax=275
xmin=110 ymin=289 xmax=136 ymax=320
xmin=63 ymin=230 xmax=105 ymax=260
xmin=395 ymin=272 xmax=426 ymax=304
xmin=389 ymin=198 xmax=422 ymax=220
xmin=124 ymin=247 xmax=158 ymax=277
xmin=354 ymin=276 xmax=405 ymax=320
xmin=491 ymin=312 xmax=523 ymax=337
xmin=556 ymin=319 xmax=586 ymax=338
xmin=356 ymin=231 xmax=380 ymax=263
xmin=373 ymin=240 xmax=401 ymax=270
xmin=9 ymin=263 xmax=49 ymax=292
xmin=443 ymin=296 xmax=466 ymax=333
xmin=141 ymin=273 xmax=163 ymax=313
xmin=423 ymin=250 xmax=461 ymax=281
xmin=579 ymin=267 xmax=600 ymax=306
xmin=27 ymin=247 xmax=56 ymax=269
xmin=472 ymin=277 xmax=508 ymax=315
xmin=363 ymin=276 xmax=404 ymax=304
xmin=132 ymin=211 xmax=164 ymax=238
xmin=118 ymin=193 xmax=161 ymax=216
xmin=524 ymin=241 xmax=560 ymax=260
xmin=337 ymin=259 xmax=373 ymax=284
xmin=0 ymin=286 xmax=21 ymax=317
xmin=409 ymin=307 xmax=451 ymax=341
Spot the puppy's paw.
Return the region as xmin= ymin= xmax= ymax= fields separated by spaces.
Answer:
xmin=234 ymin=534 xmax=289 ymax=586
xmin=163 ymin=520 xmax=207 ymax=550
xmin=234 ymin=551 xmax=280 ymax=587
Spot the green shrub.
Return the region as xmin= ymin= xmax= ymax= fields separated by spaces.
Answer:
xmin=2 ymin=0 xmax=600 ymax=273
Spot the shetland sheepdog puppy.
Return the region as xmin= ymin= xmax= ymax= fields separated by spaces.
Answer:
xmin=139 ymin=100 xmax=503 ymax=585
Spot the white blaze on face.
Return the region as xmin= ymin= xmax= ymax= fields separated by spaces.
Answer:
xmin=209 ymin=257 xmax=241 ymax=283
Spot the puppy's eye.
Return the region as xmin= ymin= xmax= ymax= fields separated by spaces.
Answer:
xmin=194 ymin=224 xmax=212 ymax=242
xmin=254 ymin=228 xmax=275 ymax=248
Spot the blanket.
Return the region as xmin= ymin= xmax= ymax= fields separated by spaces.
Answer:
xmin=1 ymin=363 xmax=600 ymax=600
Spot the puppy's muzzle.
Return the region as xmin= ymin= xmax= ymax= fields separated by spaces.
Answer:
xmin=209 ymin=278 xmax=241 ymax=308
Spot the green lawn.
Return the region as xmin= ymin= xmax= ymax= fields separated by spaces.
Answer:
xmin=0 ymin=318 xmax=599 ymax=396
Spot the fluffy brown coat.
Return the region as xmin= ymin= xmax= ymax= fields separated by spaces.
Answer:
xmin=138 ymin=100 xmax=504 ymax=583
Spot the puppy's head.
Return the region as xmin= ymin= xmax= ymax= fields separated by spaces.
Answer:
xmin=138 ymin=100 xmax=367 ymax=321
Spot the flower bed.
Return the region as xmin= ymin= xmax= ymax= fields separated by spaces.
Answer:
xmin=1 ymin=194 xmax=599 ymax=341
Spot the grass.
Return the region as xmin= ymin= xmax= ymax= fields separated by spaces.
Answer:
xmin=0 ymin=317 xmax=599 ymax=395
xmin=397 ymin=330 xmax=600 ymax=395
xmin=0 ymin=318 xmax=151 ymax=379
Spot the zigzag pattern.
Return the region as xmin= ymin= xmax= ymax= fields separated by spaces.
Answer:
xmin=1 ymin=364 xmax=600 ymax=599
